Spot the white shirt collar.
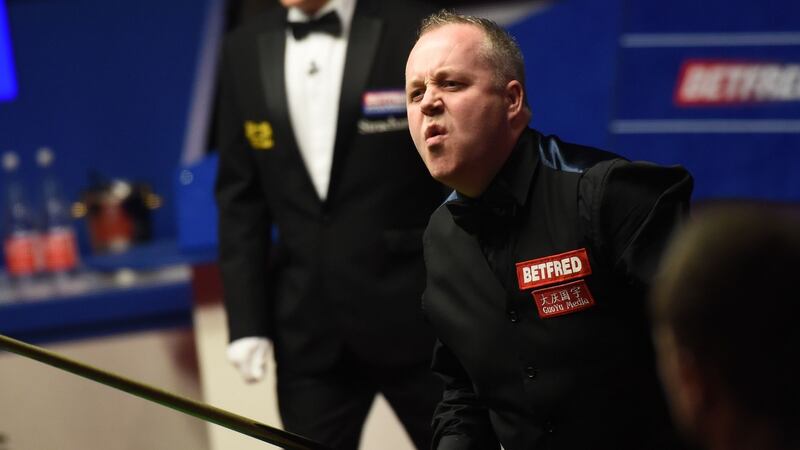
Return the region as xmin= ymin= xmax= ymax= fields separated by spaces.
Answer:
xmin=286 ymin=0 xmax=357 ymax=36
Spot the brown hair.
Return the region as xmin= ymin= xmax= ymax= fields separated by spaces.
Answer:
xmin=417 ymin=10 xmax=528 ymax=108
xmin=651 ymin=202 xmax=800 ymax=440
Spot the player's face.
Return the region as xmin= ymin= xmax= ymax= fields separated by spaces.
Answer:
xmin=406 ymin=24 xmax=510 ymax=196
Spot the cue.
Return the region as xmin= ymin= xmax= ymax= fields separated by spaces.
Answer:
xmin=0 ymin=334 xmax=332 ymax=450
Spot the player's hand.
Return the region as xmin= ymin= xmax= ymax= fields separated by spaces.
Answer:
xmin=226 ymin=337 xmax=271 ymax=383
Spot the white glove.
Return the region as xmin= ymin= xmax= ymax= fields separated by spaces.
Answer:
xmin=226 ymin=337 xmax=271 ymax=383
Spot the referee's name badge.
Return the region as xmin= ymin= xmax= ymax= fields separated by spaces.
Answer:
xmin=362 ymin=89 xmax=406 ymax=117
xmin=516 ymin=248 xmax=592 ymax=291
xmin=532 ymin=280 xmax=596 ymax=319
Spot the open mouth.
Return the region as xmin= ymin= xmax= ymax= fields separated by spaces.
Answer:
xmin=424 ymin=124 xmax=447 ymax=145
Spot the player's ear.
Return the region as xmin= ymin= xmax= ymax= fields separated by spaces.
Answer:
xmin=505 ymin=80 xmax=525 ymax=120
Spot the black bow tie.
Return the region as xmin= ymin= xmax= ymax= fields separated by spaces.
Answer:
xmin=446 ymin=195 xmax=519 ymax=236
xmin=287 ymin=11 xmax=342 ymax=40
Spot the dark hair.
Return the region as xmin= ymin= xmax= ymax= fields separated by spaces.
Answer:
xmin=417 ymin=10 xmax=528 ymax=108
xmin=651 ymin=202 xmax=800 ymax=438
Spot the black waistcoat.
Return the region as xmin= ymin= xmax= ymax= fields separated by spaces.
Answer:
xmin=423 ymin=128 xmax=690 ymax=450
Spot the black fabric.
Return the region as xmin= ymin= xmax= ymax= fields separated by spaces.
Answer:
xmin=445 ymin=195 xmax=518 ymax=236
xmin=287 ymin=10 xmax=342 ymax=40
xmin=277 ymin=351 xmax=441 ymax=450
xmin=445 ymin=194 xmax=518 ymax=286
xmin=446 ymin=143 xmax=530 ymax=285
xmin=423 ymin=128 xmax=693 ymax=450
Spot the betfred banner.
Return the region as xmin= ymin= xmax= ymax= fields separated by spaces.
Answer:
xmin=610 ymin=0 xmax=800 ymax=202
xmin=675 ymin=59 xmax=800 ymax=106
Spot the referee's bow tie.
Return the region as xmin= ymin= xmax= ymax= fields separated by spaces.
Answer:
xmin=287 ymin=11 xmax=342 ymax=40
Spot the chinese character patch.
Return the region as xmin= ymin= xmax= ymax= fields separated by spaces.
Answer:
xmin=532 ymin=279 xmax=596 ymax=319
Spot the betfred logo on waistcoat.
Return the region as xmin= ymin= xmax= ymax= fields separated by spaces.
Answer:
xmin=675 ymin=59 xmax=800 ymax=106
xmin=516 ymin=248 xmax=592 ymax=291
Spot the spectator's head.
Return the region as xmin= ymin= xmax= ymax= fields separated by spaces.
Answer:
xmin=405 ymin=11 xmax=530 ymax=197
xmin=651 ymin=203 xmax=800 ymax=450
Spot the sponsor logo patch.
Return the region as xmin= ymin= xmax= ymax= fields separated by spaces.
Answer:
xmin=244 ymin=120 xmax=274 ymax=150
xmin=532 ymin=280 xmax=596 ymax=319
xmin=675 ymin=59 xmax=800 ymax=106
xmin=516 ymin=248 xmax=592 ymax=291
xmin=362 ymin=89 xmax=406 ymax=116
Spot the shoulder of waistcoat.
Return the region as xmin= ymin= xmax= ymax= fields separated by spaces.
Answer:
xmin=535 ymin=131 xmax=622 ymax=174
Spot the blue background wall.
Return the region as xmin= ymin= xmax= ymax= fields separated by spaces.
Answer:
xmin=509 ymin=0 xmax=622 ymax=149
xmin=510 ymin=0 xmax=800 ymax=201
xmin=0 ymin=0 xmax=210 ymax=245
